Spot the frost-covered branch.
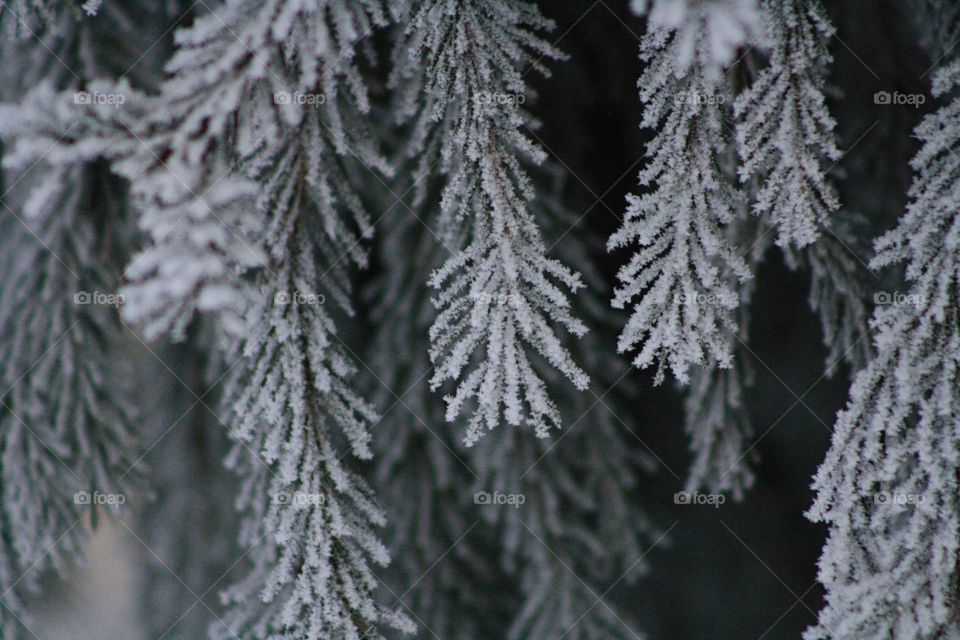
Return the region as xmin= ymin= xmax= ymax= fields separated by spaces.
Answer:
xmin=218 ymin=191 xmax=411 ymax=638
xmin=395 ymin=0 xmax=590 ymax=445
xmin=807 ymin=59 xmax=960 ymax=640
xmin=735 ymin=0 xmax=841 ymax=248
xmin=610 ymin=18 xmax=752 ymax=384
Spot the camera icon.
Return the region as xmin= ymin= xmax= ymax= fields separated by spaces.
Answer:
xmin=673 ymin=491 xmax=692 ymax=505
xmin=274 ymin=291 xmax=290 ymax=305
xmin=874 ymin=491 xmax=890 ymax=504
xmin=874 ymin=291 xmax=892 ymax=305
xmin=74 ymin=490 xmax=91 ymax=505
xmin=274 ymin=91 xmax=292 ymax=105
xmin=74 ymin=291 xmax=91 ymax=304
xmin=274 ymin=492 xmax=290 ymax=505
xmin=73 ymin=91 xmax=91 ymax=105
xmin=473 ymin=491 xmax=491 ymax=505
xmin=874 ymin=91 xmax=891 ymax=105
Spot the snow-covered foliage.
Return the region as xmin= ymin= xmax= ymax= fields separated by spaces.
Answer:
xmin=217 ymin=230 xmax=412 ymax=639
xmin=366 ymin=114 xmax=656 ymax=635
xmin=631 ymin=0 xmax=764 ymax=79
xmin=661 ymin=0 xmax=846 ymax=493
xmin=215 ymin=108 xmax=409 ymax=635
xmin=735 ymin=0 xmax=840 ymax=249
xmin=682 ymin=282 xmax=756 ymax=498
xmin=614 ymin=0 xmax=842 ymax=387
xmin=179 ymin=3 xmax=410 ymax=638
xmin=0 ymin=81 xmax=260 ymax=342
xmin=684 ymin=354 xmax=755 ymax=498
xmin=610 ymin=20 xmax=750 ymax=384
xmin=393 ymin=0 xmax=590 ymax=446
xmin=807 ymin=59 xmax=960 ymax=639
xmin=116 ymin=0 xmax=385 ymax=341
